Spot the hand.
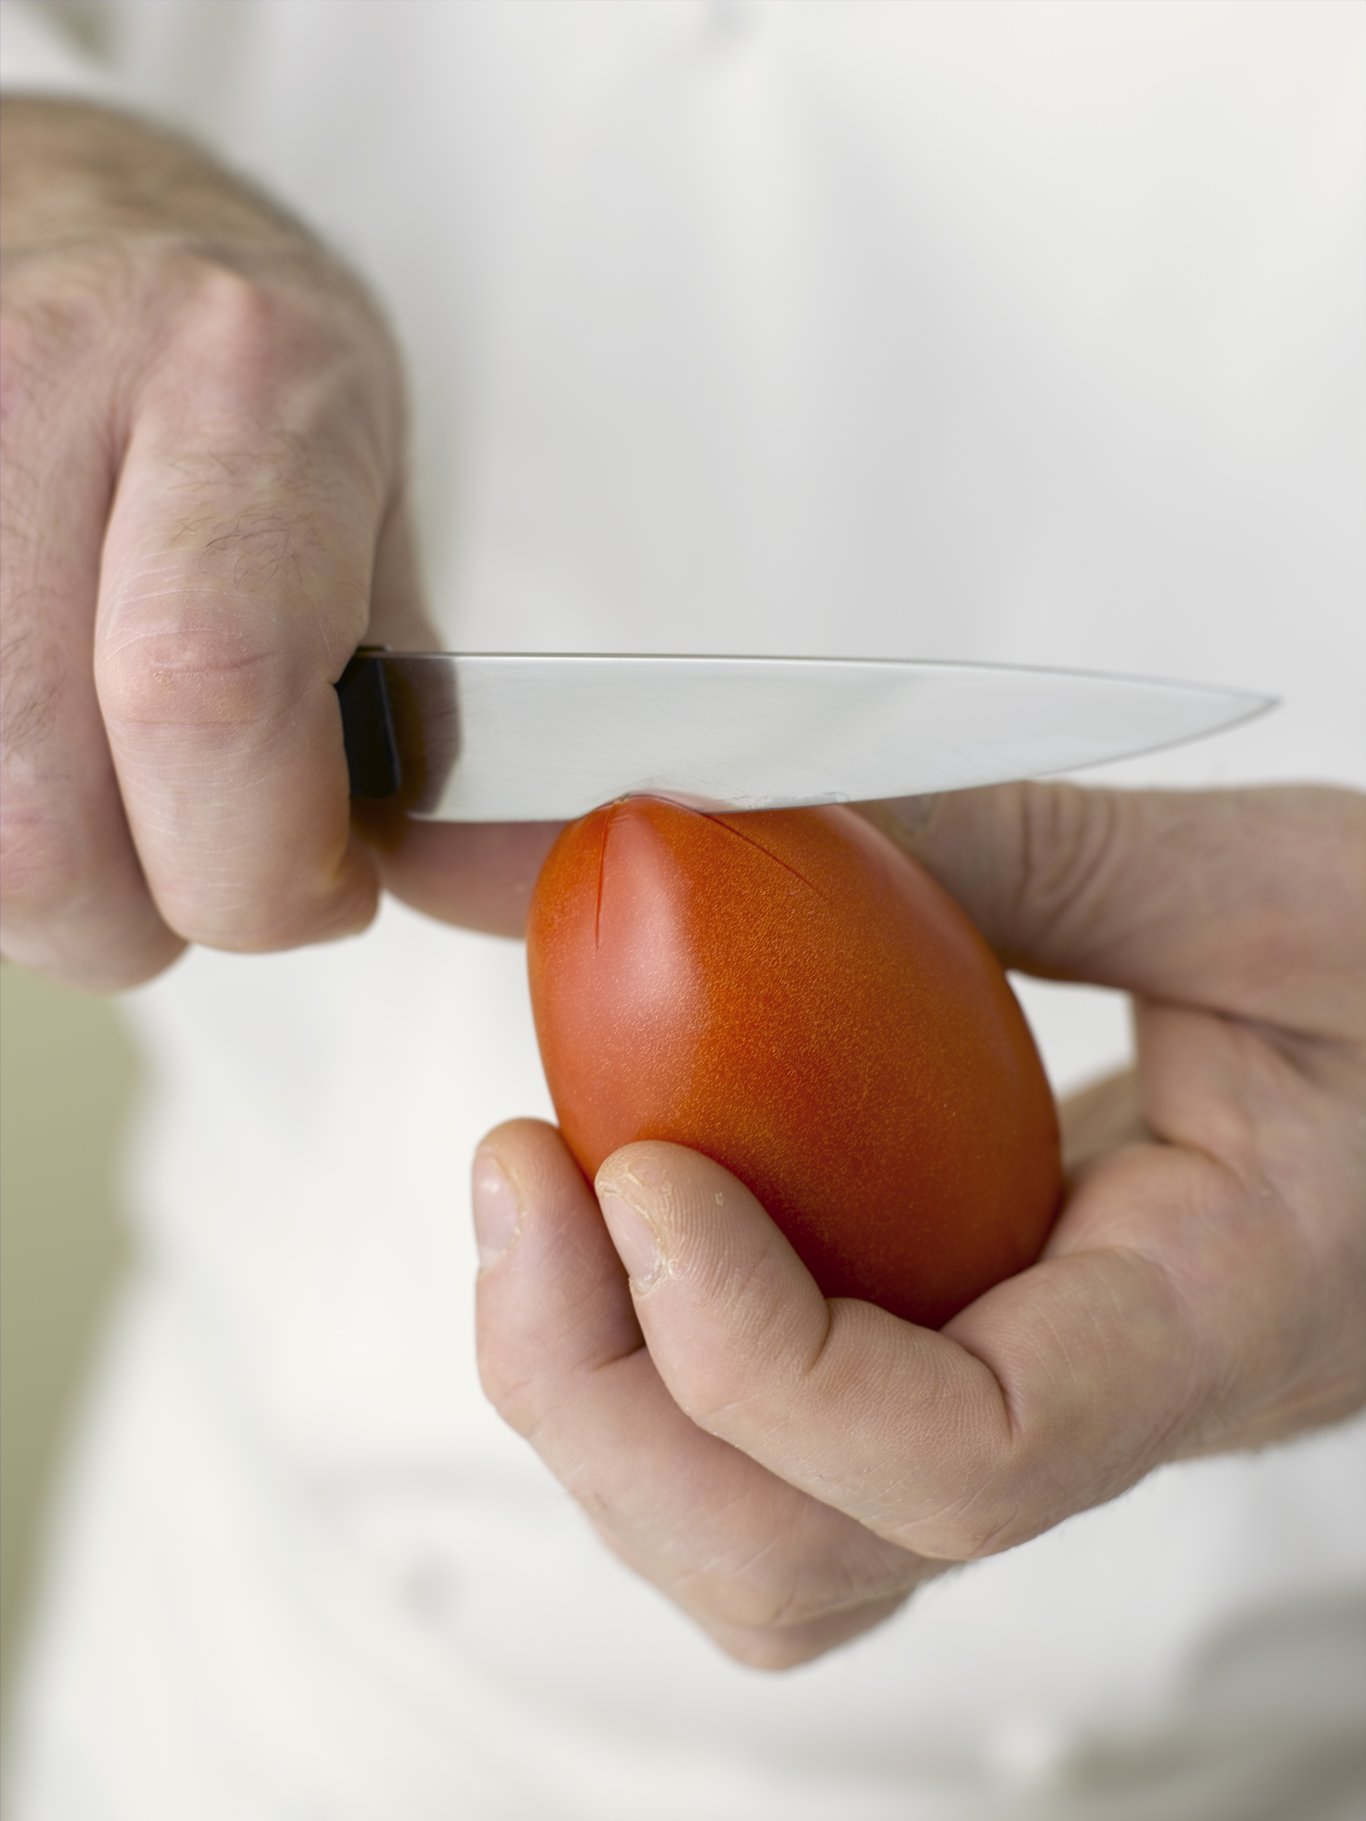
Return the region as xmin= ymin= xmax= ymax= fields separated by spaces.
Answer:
xmin=472 ymin=782 xmax=1366 ymax=1668
xmin=0 ymin=99 xmax=550 ymax=990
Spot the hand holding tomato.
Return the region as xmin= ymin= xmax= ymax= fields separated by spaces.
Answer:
xmin=472 ymin=783 xmax=1366 ymax=1668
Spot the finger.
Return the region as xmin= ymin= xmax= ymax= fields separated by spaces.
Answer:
xmin=368 ymin=819 xmax=563 ymax=938
xmin=0 ymin=349 xmax=182 ymax=988
xmin=860 ymin=784 xmax=1366 ymax=1039
xmin=473 ymin=1120 xmax=921 ymax=1666
xmin=350 ymin=496 xmax=565 ymax=937
xmin=596 ymin=1139 xmax=1240 ymax=1562
xmin=93 ymin=274 xmax=390 ymax=952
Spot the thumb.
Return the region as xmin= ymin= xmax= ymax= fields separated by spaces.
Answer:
xmin=860 ymin=782 xmax=1365 ymax=1039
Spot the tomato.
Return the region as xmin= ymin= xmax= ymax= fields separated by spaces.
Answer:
xmin=527 ymin=796 xmax=1061 ymax=1328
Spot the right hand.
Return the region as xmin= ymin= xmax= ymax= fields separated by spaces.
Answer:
xmin=0 ymin=98 xmax=552 ymax=990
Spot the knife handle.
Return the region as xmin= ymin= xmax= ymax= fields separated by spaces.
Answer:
xmin=336 ymin=647 xmax=401 ymax=799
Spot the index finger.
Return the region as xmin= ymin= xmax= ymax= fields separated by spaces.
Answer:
xmin=94 ymin=279 xmax=393 ymax=951
xmin=861 ymin=784 xmax=1366 ymax=1042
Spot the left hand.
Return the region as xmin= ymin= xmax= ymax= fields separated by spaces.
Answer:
xmin=471 ymin=782 xmax=1366 ymax=1668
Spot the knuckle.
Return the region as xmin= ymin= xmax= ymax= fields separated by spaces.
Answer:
xmin=160 ymin=263 xmax=396 ymax=487
xmin=151 ymin=269 xmax=318 ymax=442
xmin=172 ymin=264 xmax=362 ymax=419
xmin=99 ymin=628 xmax=291 ymax=734
xmin=178 ymin=265 xmax=287 ymax=369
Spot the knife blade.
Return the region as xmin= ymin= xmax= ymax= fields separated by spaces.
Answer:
xmin=335 ymin=650 xmax=1272 ymax=823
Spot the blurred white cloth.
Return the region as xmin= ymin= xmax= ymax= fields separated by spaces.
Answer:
xmin=3 ymin=2 xmax=1365 ymax=1816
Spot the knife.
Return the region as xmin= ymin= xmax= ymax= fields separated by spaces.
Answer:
xmin=335 ymin=649 xmax=1272 ymax=823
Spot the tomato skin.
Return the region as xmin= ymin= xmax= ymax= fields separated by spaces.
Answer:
xmin=527 ymin=797 xmax=1061 ymax=1329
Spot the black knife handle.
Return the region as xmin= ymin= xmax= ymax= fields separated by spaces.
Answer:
xmin=336 ymin=647 xmax=401 ymax=799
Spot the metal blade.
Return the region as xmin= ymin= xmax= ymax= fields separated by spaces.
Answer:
xmin=336 ymin=651 xmax=1272 ymax=822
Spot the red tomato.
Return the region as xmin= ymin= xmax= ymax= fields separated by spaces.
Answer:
xmin=527 ymin=797 xmax=1061 ymax=1328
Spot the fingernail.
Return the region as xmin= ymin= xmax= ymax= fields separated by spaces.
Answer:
xmin=599 ymin=1188 xmax=663 ymax=1288
xmin=472 ymin=1152 xmax=520 ymax=1267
